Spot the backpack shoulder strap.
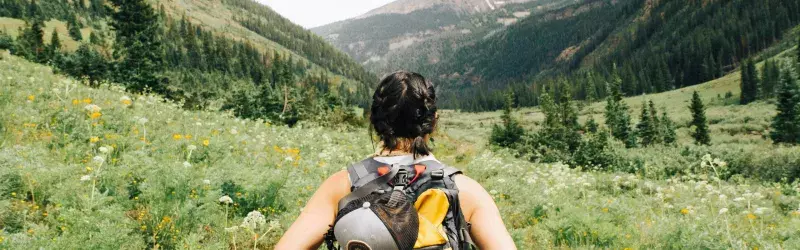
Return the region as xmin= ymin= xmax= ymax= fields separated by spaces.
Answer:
xmin=346 ymin=157 xmax=385 ymax=190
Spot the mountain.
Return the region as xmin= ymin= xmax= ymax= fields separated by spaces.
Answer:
xmin=0 ymin=0 xmax=375 ymax=123
xmin=312 ymin=0 xmax=572 ymax=68
xmin=315 ymin=0 xmax=800 ymax=111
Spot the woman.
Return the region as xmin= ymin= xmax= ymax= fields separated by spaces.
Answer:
xmin=276 ymin=71 xmax=516 ymax=250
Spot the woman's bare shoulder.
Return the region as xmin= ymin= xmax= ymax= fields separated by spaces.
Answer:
xmin=321 ymin=170 xmax=351 ymax=201
xmin=452 ymin=174 xmax=493 ymax=221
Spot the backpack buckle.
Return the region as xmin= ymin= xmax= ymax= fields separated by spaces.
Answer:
xmin=431 ymin=169 xmax=445 ymax=180
xmin=393 ymin=168 xmax=410 ymax=187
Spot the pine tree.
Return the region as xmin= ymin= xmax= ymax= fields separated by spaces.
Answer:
xmin=67 ymin=14 xmax=83 ymax=41
xmin=770 ymin=68 xmax=799 ymax=144
xmin=490 ymin=91 xmax=525 ymax=148
xmin=648 ymin=100 xmax=662 ymax=144
xmin=661 ymin=109 xmax=677 ymax=145
xmin=585 ymin=116 xmax=599 ymax=133
xmin=761 ymin=60 xmax=781 ymax=99
xmin=636 ymin=102 xmax=655 ymax=146
xmin=740 ymin=59 xmax=760 ymax=104
xmin=604 ymin=65 xmax=636 ymax=148
xmin=111 ymin=0 xmax=165 ymax=92
xmin=689 ymin=91 xmax=711 ymax=145
xmin=16 ymin=19 xmax=46 ymax=63
xmin=46 ymin=28 xmax=61 ymax=63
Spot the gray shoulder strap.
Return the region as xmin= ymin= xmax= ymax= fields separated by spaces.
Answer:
xmin=338 ymin=164 xmax=400 ymax=210
xmin=347 ymin=158 xmax=384 ymax=189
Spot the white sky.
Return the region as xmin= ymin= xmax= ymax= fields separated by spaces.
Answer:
xmin=258 ymin=0 xmax=397 ymax=29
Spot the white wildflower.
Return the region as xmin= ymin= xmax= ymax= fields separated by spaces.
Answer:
xmin=203 ymin=179 xmax=211 ymax=185
xmin=754 ymin=207 xmax=768 ymax=215
xmin=80 ymin=175 xmax=92 ymax=182
xmin=219 ymin=195 xmax=233 ymax=204
xmin=241 ymin=210 xmax=266 ymax=230
xmin=98 ymin=146 xmax=111 ymax=154
xmin=230 ymin=128 xmax=238 ymax=135
xmin=84 ymin=104 xmax=101 ymax=113
xmin=183 ymin=161 xmax=192 ymax=168
xmin=138 ymin=117 xmax=149 ymax=125
xmin=92 ymin=156 xmax=105 ymax=164
xmin=719 ymin=208 xmax=728 ymax=215
xmin=489 ymin=190 xmax=498 ymax=195
xmin=733 ymin=197 xmax=746 ymax=202
xmin=187 ymin=145 xmax=197 ymax=151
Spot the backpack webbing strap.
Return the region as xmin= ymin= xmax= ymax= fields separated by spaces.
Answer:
xmin=439 ymin=167 xmax=476 ymax=250
xmin=338 ymin=164 xmax=400 ymax=210
xmin=347 ymin=158 xmax=385 ymax=189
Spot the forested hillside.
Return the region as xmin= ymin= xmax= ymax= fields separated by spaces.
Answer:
xmin=0 ymin=0 xmax=375 ymax=124
xmin=376 ymin=0 xmax=800 ymax=111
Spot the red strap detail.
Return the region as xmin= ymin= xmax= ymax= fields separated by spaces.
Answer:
xmin=409 ymin=165 xmax=426 ymax=184
xmin=377 ymin=166 xmax=389 ymax=176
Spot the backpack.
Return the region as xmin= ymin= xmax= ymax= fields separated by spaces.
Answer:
xmin=324 ymin=157 xmax=476 ymax=250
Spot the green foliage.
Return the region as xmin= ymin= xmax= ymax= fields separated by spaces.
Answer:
xmin=67 ymin=14 xmax=83 ymax=41
xmin=58 ymin=44 xmax=109 ymax=85
xmin=571 ymin=130 xmax=617 ymax=169
xmin=660 ymin=110 xmax=677 ymax=145
xmin=584 ymin=116 xmax=599 ymax=133
xmin=110 ymin=0 xmax=165 ymax=93
xmin=761 ymin=59 xmax=781 ymax=99
xmin=740 ymin=59 xmax=760 ymax=104
xmin=689 ymin=91 xmax=711 ymax=145
xmin=0 ymin=31 xmax=15 ymax=51
xmin=490 ymin=91 xmax=525 ymax=148
xmin=15 ymin=19 xmax=46 ymax=63
xmin=604 ymin=67 xmax=636 ymax=148
xmin=770 ymin=68 xmax=799 ymax=144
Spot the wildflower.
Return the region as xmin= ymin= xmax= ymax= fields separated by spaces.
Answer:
xmin=72 ymin=99 xmax=80 ymax=105
xmin=230 ymin=128 xmax=238 ymax=135
xmin=719 ymin=208 xmax=728 ymax=215
xmin=680 ymin=208 xmax=690 ymax=215
xmin=84 ymin=104 xmax=101 ymax=113
xmin=93 ymin=156 xmax=105 ymax=164
xmin=83 ymin=98 xmax=92 ymax=104
xmin=754 ymin=207 xmax=768 ymax=215
xmin=202 ymin=139 xmax=210 ymax=147
xmin=80 ymin=175 xmax=92 ymax=182
xmin=747 ymin=213 xmax=757 ymax=220
xmin=27 ymin=95 xmax=35 ymax=102
xmin=203 ymin=179 xmax=211 ymax=185
xmin=188 ymin=145 xmax=197 ymax=151
xmin=90 ymin=136 xmax=100 ymax=143
xmin=138 ymin=117 xmax=149 ymax=125
xmin=173 ymin=134 xmax=183 ymax=140
xmin=183 ymin=161 xmax=192 ymax=168
xmin=219 ymin=195 xmax=233 ymax=204
xmin=98 ymin=146 xmax=111 ymax=154
xmin=241 ymin=210 xmax=266 ymax=230
xmin=89 ymin=112 xmax=102 ymax=119
xmin=120 ymin=96 xmax=132 ymax=106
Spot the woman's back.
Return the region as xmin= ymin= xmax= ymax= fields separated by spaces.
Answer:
xmin=276 ymin=71 xmax=516 ymax=250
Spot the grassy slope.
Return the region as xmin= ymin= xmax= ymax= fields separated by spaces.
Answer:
xmin=0 ymin=17 xmax=92 ymax=52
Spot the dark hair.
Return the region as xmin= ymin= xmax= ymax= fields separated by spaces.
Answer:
xmin=370 ymin=71 xmax=438 ymax=158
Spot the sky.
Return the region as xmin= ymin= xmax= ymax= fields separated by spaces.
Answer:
xmin=258 ymin=0 xmax=397 ymax=29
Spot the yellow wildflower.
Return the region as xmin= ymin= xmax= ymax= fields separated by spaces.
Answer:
xmin=202 ymin=139 xmax=210 ymax=147
xmin=90 ymin=136 xmax=100 ymax=143
xmin=27 ymin=95 xmax=35 ymax=102
xmin=185 ymin=134 xmax=192 ymax=139
xmin=747 ymin=213 xmax=757 ymax=220
xmin=90 ymin=112 xmax=102 ymax=119
xmin=83 ymin=98 xmax=92 ymax=104
xmin=120 ymin=96 xmax=132 ymax=106
xmin=602 ymin=207 xmax=609 ymax=213
xmin=173 ymin=134 xmax=183 ymax=140
xmin=72 ymin=99 xmax=80 ymax=105
xmin=680 ymin=208 xmax=689 ymax=215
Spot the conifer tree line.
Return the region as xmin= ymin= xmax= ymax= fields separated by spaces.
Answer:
xmin=490 ymin=67 xmax=679 ymax=169
xmin=436 ymin=0 xmax=800 ymax=112
xmin=0 ymin=0 xmax=375 ymax=126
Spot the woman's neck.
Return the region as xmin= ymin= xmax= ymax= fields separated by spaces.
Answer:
xmin=373 ymin=140 xmax=413 ymax=157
